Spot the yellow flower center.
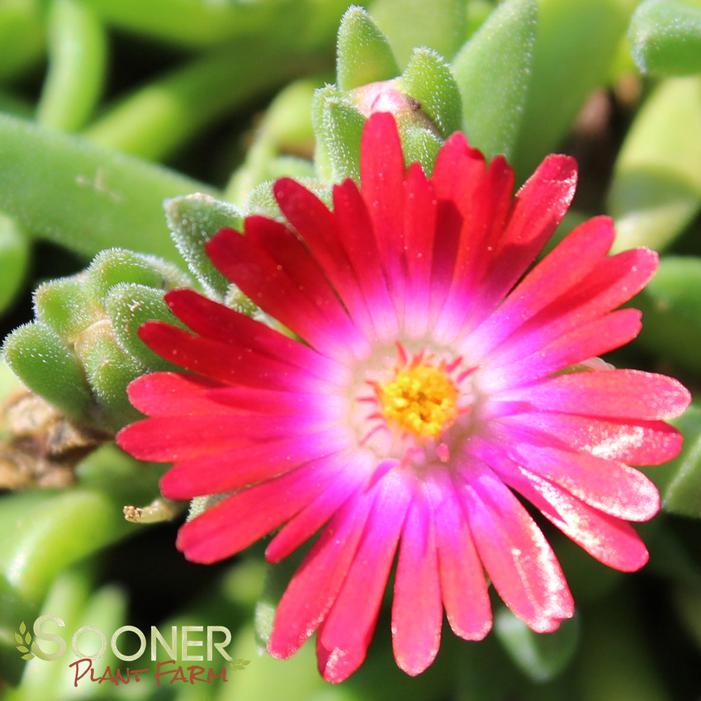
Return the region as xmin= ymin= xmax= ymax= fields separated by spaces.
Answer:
xmin=378 ymin=364 xmax=458 ymax=439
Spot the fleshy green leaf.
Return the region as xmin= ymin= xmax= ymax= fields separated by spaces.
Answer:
xmin=225 ymin=79 xmax=317 ymax=205
xmin=0 ymin=447 xmax=157 ymax=608
xmin=33 ymin=275 xmax=96 ymax=342
xmin=321 ymin=96 xmax=366 ymax=181
xmin=37 ymin=0 xmax=108 ymax=131
xmin=400 ymin=47 xmax=462 ymax=136
xmin=370 ymin=0 xmax=467 ymax=66
xmin=401 ymin=125 xmax=442 ymax=174
xmin=77 ymin=331 xmax=142 ymax=429
xmin=165 ymin=194 xmax=241 ymax=298
xmin=513 ymin=0 xmax=635 ymax=177
xmin=0 ymin=113 xmax=214 ymax=261
xmin=452 ymin=0 xmax=537 ymax=159
xmin=86 ymin=248 xmax=189 ymax=300
xmin=630 ymin=0 xmax=701 ymax=76
xmin=104 ymin=283 xmax=181 ymax=370
xmin=494 ymin=609 xmax=579 ymax=682
xmin=0 ymin=212 xmax=29 ymax=314
xmin=83 ymin=42 xmax=315 ymax=162
xmin=337 ymin=6 xmax=399 ymax=90
xmin=646 ymin=405 xmax=701 ymax=517
xmin=0 ymin=0 xmax=45 ymax=83
xmin=3 ymin=322 xmax=92 ymax=421
xmin=636 ymin=257 xmax=701 ymax=374
xmin=608 ymin=77 xmax=701 ymax=252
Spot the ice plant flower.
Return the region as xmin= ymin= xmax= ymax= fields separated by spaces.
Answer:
xmin=118 ymin=113 xmax=690 ymax=682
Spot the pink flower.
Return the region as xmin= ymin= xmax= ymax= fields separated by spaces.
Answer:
xmin=118 ymin=114 xmax=690 ymax=682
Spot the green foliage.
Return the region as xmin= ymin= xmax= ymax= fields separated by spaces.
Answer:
xmin=370 ymin=0 xmax=466 ymax=65
xmin=165 ymin=193 xmax=242 ymax=298
xmin=608 ymin=77 xmax=701 ymax=252
xmin=0 ymin=213 xmax=29 ymax=314
xmin=636 ymin=257 xmax=701 ymax=374
xmin=319 ymin=96 xmax=366 ymax=181
xmin=648 ymin=405 xmax=701 ymax=517
xmin=36 ymin=0 xmax=108 ymax=131
xmin=494 ymin=610 xmax=579 ymax=682
xmin=3 ymin=323 xmax=93 ymax=421
xmin=513 ymin=0 xmax=635 ymax=177
xmin=452 ymin=0 xmax=537 ymax=159
xmin=5 ymin=248 xmax=189 ymax=430
xmin=630 ymin=0 xmax=701 ymax=76
xmin=337 ymin=6 xmax=399 ymax=90
xmin=0 ymin=114 xmax=213 ymax=261
xmin=400 ymin=48 xmax=462 ymax=136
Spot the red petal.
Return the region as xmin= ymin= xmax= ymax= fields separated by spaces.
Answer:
xmin=476 ymin=154 xmax=578 ymax=312
xmin=176 ymin=456 xmax=345 ymax=563
xmin=333 ymin=179 xmax=398 ymax=338
xmin=504 ymin=467 xmax=649 ymax=572
xmin=268 ymin=492 xmax=374 ymax=659
xmin=392 ymin=493 xmax=442 ymax=676
xmin=505 ymin=369 xmax=691 ymax=421
xmin=159 ymin=431 xmax=349 ymax=498
xmin=317 ymin=471 xmax=411 ymax=682
xmin=360 ymin=112 xmax=405 ymax=291
xmin=137 ymin=322 xmax=331 ymax=393
xmin=165 ymin=289 xmax=345 ymax=382
xmin=126 ymin=372 xmax=222 ymax=417
xmin=459 ymin=463 xmax=574 ymax=632
xmin=498 ymin=412 xmax=683 ymax=466
xmin=206 ymin=226 xmax=356 ymax=358
xmin=273 ymin=178 xmax=375 ymax=337
xmin=265 ymin=455 xmax=372 ymax=563
xmin=426 ymin=470 xmax=491 ymax=641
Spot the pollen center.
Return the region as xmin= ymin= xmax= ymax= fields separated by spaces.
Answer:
xmin=378 ymin=365 xmax=458 ymax=439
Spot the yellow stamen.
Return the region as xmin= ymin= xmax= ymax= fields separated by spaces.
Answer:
xmin=379 ymin=365 xmax=458 ymax=439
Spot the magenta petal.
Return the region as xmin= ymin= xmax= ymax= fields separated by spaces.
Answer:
xmin=392 ymin=493 xmax=443 ymax=676
xmin=459 ymin=463 xmax=574 ymax=632
xmin=125 ymin=372 xmax=222 ymax=417
xmin=317 ymin=471 xmax=411 ymax=683
xmin=268 ymin=492 xmax=375 ymax=660
xmin=265 ymin=454 xmax=374 ymax=563
xmin=503 ymin=466 xmax=649 ymax=572
xmin=175 ymin=455 xmax=345 ymax=563
xmin=160 ymin=431 xmax=350 ymax=498
xmin=467 ymin=216 xmax=615 ymax=358
xmin=484 ymin=308 xmax=643 ymax=389
xmin=512 ymin=442 xmax=660 ymax=522
xmin=273 ymin=178 xmax=376 ymax=338
xmin=505 ymin=369 xmax=691 ymax=421
xmin=498 ymin=412 xmax=684 ymax=466
xmin=426 ymin=470 xmax=491 ymax=641
xmin=360 ymin=112 xmax=406 ymax=295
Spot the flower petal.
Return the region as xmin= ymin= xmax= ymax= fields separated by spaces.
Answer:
xmin=426 ymin=470 xmax=491 ymax=641
xmin=503 ymin=369 xmax=691 ymax=421
xmin=317 ymin=470 xmax=411 ymax=683
xmin=392 ymin=491 xmax=443 ymax=676
xmin=176 ymin=455 xmax=346 ymax=563
xmin=458 ymin=462 xmax=574 ymax=632
xmin=268 ymin=491 xmax=375 ymax=659
xmin=159 ymin=431 xmax=350 ymax=498
xmin=503 ymin=466 xmax=649 ymax=572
